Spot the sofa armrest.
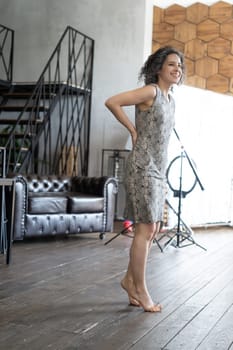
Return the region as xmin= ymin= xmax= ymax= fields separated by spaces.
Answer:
xmin=71 ymin=176 xmax=118 ymax=232
xmin=104 ymin=178 xmax=118 ymax=232
xmin=13 ymin=175 xmax=28 ymax=240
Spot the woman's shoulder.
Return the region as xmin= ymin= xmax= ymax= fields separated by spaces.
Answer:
xmin=142 ymin=83 xmax=158 ymax=98
xmin=147 ymin=83 xmax=158 ymax=91
xmin=136 ymin=84 xmax=158 ymax=112
xmin=148 ymin=83 xmax=161 ymax=97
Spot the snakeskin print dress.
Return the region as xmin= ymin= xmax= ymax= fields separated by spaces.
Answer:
xmin=124 ymin=85 xmax=175 ymax=223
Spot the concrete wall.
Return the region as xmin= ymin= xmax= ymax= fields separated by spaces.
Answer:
xmin=0 ymin=0 xmax=148 ymax=175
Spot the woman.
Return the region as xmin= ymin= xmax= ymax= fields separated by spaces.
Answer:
xmin=105 ymin=46 xmax=185 ymax=312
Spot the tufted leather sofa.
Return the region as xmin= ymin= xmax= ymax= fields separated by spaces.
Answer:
xmin=13 ymin=174 xmax=118 ymax=240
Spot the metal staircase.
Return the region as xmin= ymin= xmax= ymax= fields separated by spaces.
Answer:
xmin=0 ymin=25 xmax=94 ymax=177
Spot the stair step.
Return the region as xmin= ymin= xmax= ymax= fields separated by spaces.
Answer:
xmin=0 ymin=132 xmax=35 ymax=138
xmin=0 ymin=105 xmax=48 ymax=112
xmin=0 ymin=81 xmax=89 ymax=95
xmin=0 ymin=80 xmax=12 ymax=88
xmin=2 ymin=92 xmax=56 ymax=99
xmin=0 ymin=118 xmax=43 ymax=125
xmin=0 ymin=82 xmax=37 ymax=93
xmin=7 ymin=147 xmax=29 ymax=152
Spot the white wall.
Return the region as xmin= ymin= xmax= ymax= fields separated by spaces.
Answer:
xmin=168 ymin=86 xmax=233 ymax=226
xmin=0 ymin=0 xmax=147 ymax=176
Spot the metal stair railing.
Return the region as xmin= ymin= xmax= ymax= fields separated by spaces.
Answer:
xmin=2 ymin=25 xmax=94 ymax=176
xmin=0 ymin=24 xmax=14 ymax=85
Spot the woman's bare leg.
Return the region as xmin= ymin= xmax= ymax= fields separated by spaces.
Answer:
xmin=121 ymin=221 xmax=161 ymax=305
xmin=121 ymin=222 xmax=161 ymax=312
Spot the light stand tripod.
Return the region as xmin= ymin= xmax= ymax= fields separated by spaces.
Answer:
xmin=156 ymin=129 xmax=206 ymax=252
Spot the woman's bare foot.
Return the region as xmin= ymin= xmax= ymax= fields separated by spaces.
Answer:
xmin=121 ymin=277 xmax=140 ymax=306
xmin=121 ymin=278 xmax=162 ymax=312
xmin=135 ymin=290 xmax=162 ymax=313
xmin=142 ymin=303 xmax=162 ymax=313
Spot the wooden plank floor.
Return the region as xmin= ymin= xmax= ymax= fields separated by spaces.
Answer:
xmin=1 ymin=223 xmax=233 ymax=350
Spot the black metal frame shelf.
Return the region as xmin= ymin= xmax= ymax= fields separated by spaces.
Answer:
xmin=101 ymin=149 xmax=130 ymax=219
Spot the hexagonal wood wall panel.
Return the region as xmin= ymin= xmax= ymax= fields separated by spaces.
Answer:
xmin=152 ymin=1 xmax=233 ymax=95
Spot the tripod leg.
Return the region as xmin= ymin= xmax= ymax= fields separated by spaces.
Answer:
xmin=104 ymin=232 xmax=122 ymax=245
xmin=104 ymin=224 xmax=134 ymax=246
xmin=153 ymin=238 xmax=164 ymax=252
xmin=154 ymin=225 xmax=177 ymax=250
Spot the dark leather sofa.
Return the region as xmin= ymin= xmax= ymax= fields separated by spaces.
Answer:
xmin=13 ymin=174 xmax=118 ymax=240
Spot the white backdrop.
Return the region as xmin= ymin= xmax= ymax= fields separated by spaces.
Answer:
xmin=167 ymin=85 xmax=233 ymax=226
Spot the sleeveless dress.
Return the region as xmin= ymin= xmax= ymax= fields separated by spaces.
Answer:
xmin=124 ymin=85 xmax=175 ymax=223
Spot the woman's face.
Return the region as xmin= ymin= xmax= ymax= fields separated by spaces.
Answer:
xmin=158 ymin=53 xmax=183 ymax=86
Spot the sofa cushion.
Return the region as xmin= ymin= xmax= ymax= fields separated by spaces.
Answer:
xmin=28 ymin=192 xmax=68 ymax=214
xmin=68 ymin=193 xmax=104 ymax=213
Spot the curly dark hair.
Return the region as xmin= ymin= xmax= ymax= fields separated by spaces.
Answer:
xmin=139 ymin=46 xmax=185 ymax=85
